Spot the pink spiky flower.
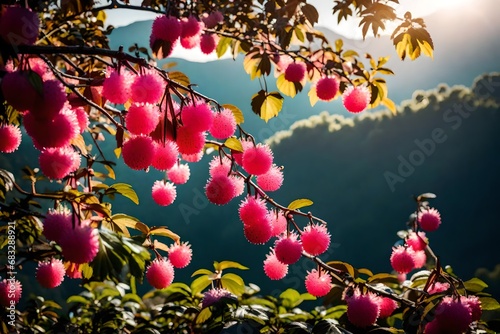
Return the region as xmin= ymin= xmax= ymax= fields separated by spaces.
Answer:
xmin=181 ymin=151 xmax=204 ymax=163
xmin=168 ymin=242 xmax=192 ymax=268
xmin=205 ymin=175 xmax=237 ymax=205
xmin=176 ymin=126 xmax=206 ymax=155
xmin=73 ymin=106 xmax=89 ymax=133
xmin=39 ymin=146 xmax=81 ymax=180
xmin=462 ymin=295 xmax=482 ymax=322
xmin=151 ymin=180 xmax=177 ymax=206
xmin=301 ymin=224 xmax=331 ymax=256
xmin=418 ymin=208 xmax=441 ymax=232
xmin=209 ymin=108 xmax=237 ymax=139
xmin=167 ymin=163 xmax=190 ymax=184
xmin=305 ymin=269 xmax=332 ymax=297
xmin=243 ymin=218 xmax=272 ymax=244
xmin=0 ymin=278 xmax=22 ymax=307
xmin=151 ymin=15 xmax=182 ymax=43
xmin=201 ymin=11 xmax=224 ymax=29
xmin=122 ymin=135 xmax=155 ymax=170
xmin=209 ymin=156 xmax=232 ymax=178
xmin=433 ymin=296 xmax=472 ymax=333
xmin=146 ymin=258 xmax=175 ymax=289
xmin=284 ymin=62 xmax=306 ymax=83
xmin=263 ymin=251 xmax=288 ymax=280
xmin=152 ymin=140 xmax=178 ymax=171
xmin=36 ymin=258 xmax=65 ymax=288
xmin=180 ymin=35 xmax=200 ymax=49
xmin=239 ymin=196 xmax=268 ymax=226
xmin=102 ymin=69 xmax=133 ymax=104
xmin=231 ymin=175 xmax=245 ymax=197
xmin=345 ymin=289 xmax=381 ymax=328
xmin=427 ymin=282 xmax=450 ymax=295
xmin=256 ymin=165 xmax=283 ymax=192
xmin=242 ymin=143 xmax=274 ymax=175
xmin=180 ymin=16 xmax=203 ymax=39
xmin=342 ymin=85 xmax=371 ymax=113
xmin=130 ymin=72 xmax=164 ymax=104
xmin=43 ymin=207 xmax=72 ymax=243
xmin=274 ymin=233 xmax=303 ymax=265
xmin=202 ymin=288 xmax=235 ymax=308
xmin=24 ymin=108 xmax=79 ymax=149
xmin=315 ymin=77 xmax=340 ymax=101
xmin=31 ymin=79 xmax=67 ymax=121
xmin=378 ymin=297 xmax=398 ymax=318
xmin=413 ymin=250 xmax=427 ymax=269
xmin=406 ymin=231 xmax=428 ymax=251
xmin=59 ymin=222 xmax=100 ymax=264
xmin=181 ymin=103 xmax=214 ymax=132
xmin=390 ymin=245 xmax=416 ymax=274
xmin=268 ymin=211 xmax=287 ymax=237
xmin=200 ymin=33 xmax=218 ymax=55
xmin=0 ymin=124 xmax=22 ymax=153
xmin=125 ymin=103 xmax=160 ymax=135
xmin=1 ymin=70 xmax=38 ymax=111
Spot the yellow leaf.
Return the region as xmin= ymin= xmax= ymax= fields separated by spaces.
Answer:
xmin=148 ymin=226 xmax=180 ymax=243
xmin=153 ymin=240 xmax=170 ymax=252
xmin=308 ymin=86 xmax=319 ymax=106
xmin=382 ymin=97 xmax=397 ymax=115
xmin=114 ymin=147 xmax=121 ymax=159
xmin=224 ymin=138 xmax=243 ymax=152
xmin=276 ymin=73 xmax=297 ymax=98
xmin=111 ymin=214 xmax=149 ymax=234
xmin=419 ymin=40 xmax=434 ymax=59
xmin=260 ymin=92 xmax=284 ymax=122
xmin=288 ymin=198 xmax=313 ymax=210
xmin=243 ymin=53 xmax=260 ymax=80
xmin=222 ymin=104 xmax=244 ymax=124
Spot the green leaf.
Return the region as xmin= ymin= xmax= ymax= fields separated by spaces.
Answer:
xmin=216 ymin=260 xmax=249 ymax=271
xmin=464 ymin=277 xmax=488 ymax=293
xmin=27 ymin=70 xmax=44 ymax=96
xmin=216 ymin=36 xmax=232 ymax=58
xmin=368 ymin=273 xmax=400 ymax=284
xmin=479 ymin=297 xmax=500 ymax=310
xmin=66 ymin=295 xmax=90 ymax=305
xmin=280 ymin=288 xmax=301 ymax=307
xmin=311 ymin=319 xmax=341 ymax=334
xmin=196 ymin=307 xmax=212 ymax=323
xmin=287 ymin=198 xmax=313 ymax=210
xmin=191 ymin=275 xmax=212 ymax=295
xmin=221 ymin=275 xmax=245 ymax=295
xmin=191 ymin=269 xmax=214 ymax=277
xmin=106 ymin=183 xmax=139 ymax=204
xmin=224 ymin=138 xmax=243 ymax=152
xmin=222 ymin=104 xmax=244 ymax=124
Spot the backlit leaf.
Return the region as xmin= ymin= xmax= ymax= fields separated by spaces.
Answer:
xmin=107 ymin=183 xmax=139 ymax=204
xmin=288 ymin=198 xmax=313 ymax=210
xmin=222 ymin=104 xmax=244 ymax=124
xmin=224 ymin=138 xmax=243 ymax=152
xmin=148 ymin=226 xmax=180 ymax=243
xmin=260 ymin=91 xmax=284 ymax=122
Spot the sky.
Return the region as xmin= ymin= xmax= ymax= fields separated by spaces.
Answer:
xmin=104 ymin=0 xmax=475 ymax=61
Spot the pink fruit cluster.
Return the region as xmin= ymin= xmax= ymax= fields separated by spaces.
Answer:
xmin=41 ymin=208 xmax=100 ymax=280
xmin=344 ymin=289 xmax=398 ymax=328
xmin=150 ymin=13 xmax=221 ymax=57
xmin=418 ymin=207 xmax=441 ymax=232
xmin=1 ymin=56 xmax=87 ymax=179
xmin=146 ymin=242 xmax=192 ymax=289
xmin=145 ymin=243 xmax=192 ymax=289
xmin=425 ymin=295 xmax=482 ymax=333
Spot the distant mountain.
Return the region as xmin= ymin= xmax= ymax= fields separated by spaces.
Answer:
xmin=108 ymin=0 xmax=500 ymax=141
